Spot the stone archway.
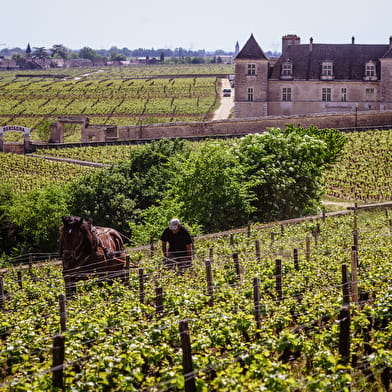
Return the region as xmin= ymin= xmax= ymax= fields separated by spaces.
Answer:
xmin=49 ymin=116 xmax=89 ymax=143
xmin=0 ymin=125 xmax=31 ymax=153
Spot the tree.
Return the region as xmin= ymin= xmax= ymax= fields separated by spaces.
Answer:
xmin=78 ymin=46 xmax=97 ymax=60
xmin=0 ymin=185 xmax=21 ymax=256
xmin=232 ymin=127 xmax=346 ymax=222
xmin=169 ymin=142 xmax=255 ymax=232
xmin=36 ymin=118 xmax=52 ymax=141
xmin=110 ymin=52 xmax=126 ymax=61
xmin=32 ymin=47 xmax=49 ymax=60
xmin=68 ymin=139 xmax=191 ymax=235
xmin=50 ymin=44 xmax=70 ymax=60
xmin=7 ymin=185 xmax=70 ymax=253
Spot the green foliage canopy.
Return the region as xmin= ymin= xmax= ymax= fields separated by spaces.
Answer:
xmin=232 ymin=128 xmax=334 ymax=221
xmin=7 ymin=184 xmax=70 ymax=253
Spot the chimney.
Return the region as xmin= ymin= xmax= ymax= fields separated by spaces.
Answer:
xmin=352 ymin=36 xmax=355 ymax=44
xmin=282 ymin=34 xmax=301 ymax=53
xmin=309 ymin=37 xmax=313 ymax=52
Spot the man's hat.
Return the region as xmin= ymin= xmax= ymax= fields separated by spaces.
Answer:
xmin=169 ymin=218 xmax=180 ymax=230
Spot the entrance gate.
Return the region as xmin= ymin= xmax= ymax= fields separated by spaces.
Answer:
xmin=0 ymin=125 xmax=32 ymax=153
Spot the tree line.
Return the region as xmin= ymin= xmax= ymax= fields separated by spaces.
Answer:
xmin=2 ymin=45 xmax=279 ymax=63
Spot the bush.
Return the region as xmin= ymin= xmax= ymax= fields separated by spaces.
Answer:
xmin=169 ymin=141 xmax=255 ymax=232
xmin=232 ymin=126 xmax=346 ymax=221
xmin=7 ymin=184 xmax=70 ymax=253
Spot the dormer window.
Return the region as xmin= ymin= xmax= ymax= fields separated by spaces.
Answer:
xmin=281 ymin=61 xmax=293 ymax=80
xmin=247 ymin=64 xmax=256 ymax=75
xmin=321 ymin=61 xmax=334 ymax=80
xmin=364 ymin=61 xmax=377 ymax=80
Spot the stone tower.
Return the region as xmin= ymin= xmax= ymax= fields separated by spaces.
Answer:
xmin=234 ymin=34 xmax=269 ymax=118
xmin=26 ymin=43 xmax=32 ymax=59
xmin=380 ymin=36 xmax=392 ymax=110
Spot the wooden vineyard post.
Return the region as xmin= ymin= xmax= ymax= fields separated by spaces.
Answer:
xmin=255 ymin=240 xmax=261 ymax=263
xmin=293 ymin=248 xmax=299 ymax=271
xmin=342 ymin=264 xmax=351 ymax=306
xmin=139 ymin=268 xmax=145 ymax=304
xmin=247 ymin=221 xmax=251 ymax=238
xmin=230 ymin=233 xmax=235 ymax=247
xmin=275 ymin=259 xmax=283 ymax=302
xmin=179 ymin=320 xmax=197 ymax=392
xmin=270 ymin=232 xmax=275 ymax=243
xmin=305 ymin=236 xmax=311 ymax=262
xmin=351 ymin=249 xmax=359 ymax=305
xmin=338 ymin=305 xmax=351 ymax=365
xmin=353 ymin=230 xmax=359 ymax=254
xmin=0 ymin=276 xmax=4 ymax=310
xmin=52 ymin=334 xmax=65 ymax=389
xmin=209 ymin=247 xmax=214 ymax=263
xmin=232 ymin=252 xmax=241 ymax=281
xmin=17 ymin=271 xmax=22 ymax=289
xmin=205 ymin=259 xmax=214 ymax=306
xmin=59 ymin=294 xmax=67 ymax=332
xmin=253 ymin=277 xmax=261 ymax=332
xmin=155 ymin=287 xmax=163 ymax=316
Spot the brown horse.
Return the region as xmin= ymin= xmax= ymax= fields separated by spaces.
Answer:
xmin=59 ymin=216 xmax=127 ymax=295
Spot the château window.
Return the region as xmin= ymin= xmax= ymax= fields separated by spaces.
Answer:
xmin=247 ymin=64 xmax=256 ymax=75
xmin=322 ymin=88 xmax=331 ymax=102
xmin=282 ymin=87 xmax=292 ymax=101
xmin=247 ymin=87 xmax=254 ymax=101
xmin=364 ymin=61 xmax=377 ymax=80
xmin=321 ymin=61 xmax=334 ymax=80
xmin=366 ymin=87 xmax=375 ymax=94
xmin=281 ymin=61 xmax=293 ymax=79
xmin=341 ymin=88 xmax=347 ymax=102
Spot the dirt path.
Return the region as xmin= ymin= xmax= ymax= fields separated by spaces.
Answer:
xmin=212 ymin=79 xmax=234 ymax=121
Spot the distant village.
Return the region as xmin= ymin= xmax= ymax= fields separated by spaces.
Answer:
xmin=0 ymin=42 xmax=280 ymax=70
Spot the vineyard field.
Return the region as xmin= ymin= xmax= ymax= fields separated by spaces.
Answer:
xmin=323 ymin=129 xmax=392 ymax=202
xmin=0 ymin=153 xmax=95 ymax=194
xmin=0 ymin=65 xmax=232 ymax=134
xmin=0 ymin=208 xmax=391 ymax=391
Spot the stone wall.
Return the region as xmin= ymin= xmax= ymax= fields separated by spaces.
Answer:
xmin=3 ymin=143 xmax=25 ymax=154
xmin=36 ymin=110 xmax=392 ymax=153
xmin=115 ymin=110 xmax=392 ymax=141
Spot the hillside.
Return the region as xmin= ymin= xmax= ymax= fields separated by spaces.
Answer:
xmin=0 ymin=65 xmax=233 ymax=133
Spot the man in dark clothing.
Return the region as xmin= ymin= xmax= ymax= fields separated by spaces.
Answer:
xmin=161 ymin=218 xmax=193 ymax=272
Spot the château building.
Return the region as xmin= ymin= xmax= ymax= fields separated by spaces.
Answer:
xmin=234 ymin=34 xmax=392 ymax=118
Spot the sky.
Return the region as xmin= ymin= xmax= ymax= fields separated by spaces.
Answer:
xmin=2 ymin=0 xmax=392 ymax=53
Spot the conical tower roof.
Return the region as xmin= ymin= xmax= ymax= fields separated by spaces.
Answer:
xmin=235 ymin=34 xmax=267 ymax=60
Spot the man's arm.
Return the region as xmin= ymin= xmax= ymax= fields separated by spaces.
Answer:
xmin=162 ymin=241 xmax=168 ymax=258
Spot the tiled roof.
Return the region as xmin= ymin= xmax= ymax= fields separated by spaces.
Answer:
xmin=235 ymin=34 xmax=268 ymax=60
xmin=270 ymin=43 xmax=390 ymax=80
